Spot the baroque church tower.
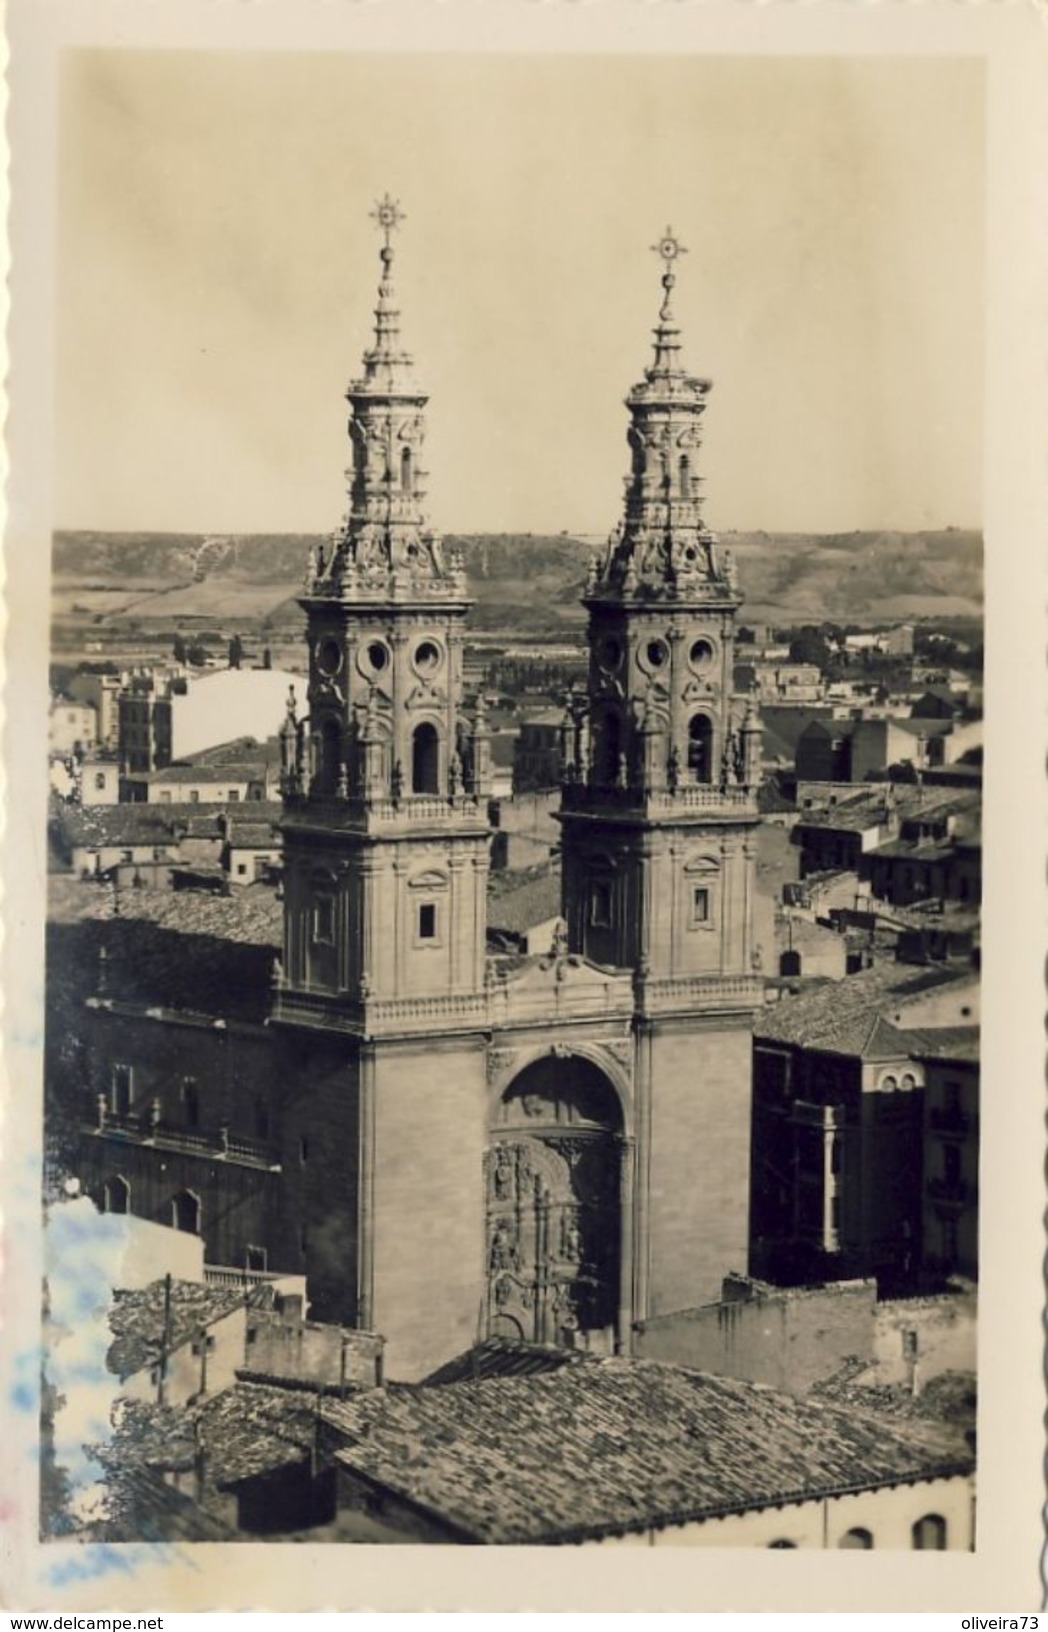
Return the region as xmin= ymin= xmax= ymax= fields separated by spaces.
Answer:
xmin=554 ymin=229 xmax=764 ymax=1329
xmin=559 ymin=229 xmax=762 ymax=982
xmin=278 ymin=195 xmax=491 ymax=1018
xmin=274 ymin=210 xmax=761 ymax=1380
xmin=273 ymin=200 xmax=495 ymax=1373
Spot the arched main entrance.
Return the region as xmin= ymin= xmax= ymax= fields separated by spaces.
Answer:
xmin=485 ymin=1054 xmax=625 ymax=1353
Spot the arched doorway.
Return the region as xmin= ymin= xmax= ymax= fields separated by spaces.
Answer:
xmin=485 ymin=1054 xmax=625 ymax=1353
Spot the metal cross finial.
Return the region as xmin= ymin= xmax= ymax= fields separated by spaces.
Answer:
xmin=371 ymin=193 xmax=406 ymax=249
xmin=652 ymin=227 xmax=687 ymax=266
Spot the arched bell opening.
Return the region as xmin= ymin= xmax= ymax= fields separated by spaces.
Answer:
xmin=485 ymin=1053 xmax=628 ymax=1355
xmin=411 ymin=721 xmax=440 ymax=794
xmin=593 ymin=708 xmax=623 ymax=788
xmin=314 ymin=716 xmax=343 ymax=797
xmin=687 ymin=712 xmax=714 ymax=784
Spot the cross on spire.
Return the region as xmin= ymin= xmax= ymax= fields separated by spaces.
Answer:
xmin=371 ymin=193 xmax=406 ymax=251
xmin=651 ymin=227 xmax=687 ymax=267
xmin=649 ymin=226 xmax=687 ymax=362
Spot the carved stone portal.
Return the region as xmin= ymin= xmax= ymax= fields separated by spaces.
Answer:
xmin=485 ymin=1058 xmax=623 ymax=1350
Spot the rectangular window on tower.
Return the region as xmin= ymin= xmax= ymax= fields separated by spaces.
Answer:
xmin=312 ymin=894 xmax=335 ymax=945
xmin=691 ymin=885 xmax=711 ymax=926
xmin=589 ymin=879 xmax=612 ymax=929
xmin=417 ymin=901 xmax=437 ymax=942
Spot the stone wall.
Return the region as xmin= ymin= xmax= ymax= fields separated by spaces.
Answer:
xmin=643 ymin=1019 xmax=753 ymax=1317
xmin=370 ymin=1033 xmax=489 ymax=1380
xmin=245 ymin=1315 xmax=383 ymax=1390
xmin=636 ymin=1275 xmax=877 ymax=1395
xmin=866 ymin=1291 xmax=977 ymax=1388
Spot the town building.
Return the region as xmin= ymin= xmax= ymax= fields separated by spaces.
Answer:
xmin=49 ymin=696 xmax=98 ymax=757
xmin=734 ymin=661 xmax=823 ymax=704
xmin=795 ymin=718 xmax=859 ymax=784
xmin=749 ymin=963 xmax=978 ymax=1291
xmin=118 ymin=668 xmax=305 ymax=774
xmin=119 ymin=671 xmax=175 ymax=773
xmin=68 ymin=669 xmax=123 ymax=749
xmin=79 ymin=756 xmax=123 ymax=806
xmin=917 ymin=1029 xmax=979 ymax=1282
xmin=512 ymin=709 xmax=564 ymax=792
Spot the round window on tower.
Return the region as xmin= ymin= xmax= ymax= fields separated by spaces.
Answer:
xmin=645 ymin=639 xmax=668 ymax=670
xmin=367 ymin=641 xmax=389 ymax=673
xmin=598 ymin=636 xmax=623 ymax=674
xmin=316 ymin=639 xmax=343 ymax=677
xmin=689 ymin=637 xmax=716 ymax=673
xmin=413 ymin=639 xmax=443 ymax=676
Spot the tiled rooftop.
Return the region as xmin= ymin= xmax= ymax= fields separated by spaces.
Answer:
xmin=796 ymin=787 xmax=979 ymax=835
xmin=145 ymin=763 xmax=270 ymax=784
xmin=226 ymin=819 xmax=282 ymax=848
xmin=321 ymin=1357 xmax=972 ymax=1544
xmin=101 ymin=1383 xmax=320 ymax=1494
xmin=107 ymin=1279 xmax=250 ymax=1378
xmin=53 ymin=799 xmax=285 ymax=850
xmin=754 ymin=964 xmax=970 ymax=1054
xmin=91 ymin=1465 xmax=240 ymax=1543
xmin=905 ymin=1024 xmax=981 ymax=1063
xmin=422 ymin=1337 xmax=587 ymax=1386
xmin=487 ymin=868 xmax=562 ymax=936
xmin=194 ymin=1381 xmax=321 ymax=1489
xmin=47 ymin=877 xmax=281 ymax=1022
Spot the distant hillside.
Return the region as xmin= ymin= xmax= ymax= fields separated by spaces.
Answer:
xmin=52 ymin=528 xmax=982 ymax=632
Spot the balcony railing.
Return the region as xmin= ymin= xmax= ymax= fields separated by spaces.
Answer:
xmin=271 ymin=984 xmax=493 ymax=1037
xmin=633 ymin=972 xmax=765 ymax=1019
xmin=86 ymin=1107 xmax=280 ymax=1171
xmin=282 ymin=792 xmax=489 ymax=831
xmin=560 ymin=781 xmax=757 ymax=818
xmin=204 ymin=1265 xmax=307 ymax=1296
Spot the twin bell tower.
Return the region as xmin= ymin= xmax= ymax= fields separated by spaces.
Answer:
xmin=272 ymin=200 xmax=762 ymax=1381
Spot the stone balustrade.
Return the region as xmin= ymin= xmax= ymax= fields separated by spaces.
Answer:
xmin=85 ymin=1110 xmax=280 ymax=1172
xmin=560 ymin=782 xmax=757 ymax=818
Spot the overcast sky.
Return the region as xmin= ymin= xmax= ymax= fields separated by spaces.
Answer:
xmin=56 ymin=52 xmax=984 ymax=537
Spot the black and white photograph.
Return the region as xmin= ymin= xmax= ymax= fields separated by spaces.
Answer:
xmin=4 ymin=0 xmax=1045 ymax=1614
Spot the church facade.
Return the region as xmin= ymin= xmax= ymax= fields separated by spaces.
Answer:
xmin=64 ymin=204 xmax=764 ymax=1382
xmin=271 ymin=205 xmax=763 ymax=1378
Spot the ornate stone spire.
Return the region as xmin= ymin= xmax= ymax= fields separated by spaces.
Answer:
xmin=588 ymin=229 xmax=737 ymax=608
xmin=303 ymin=195 xmax=467 ymax=605
xmin=360 ymin=194 xmax=411 ymax=389
xmin=650 ymin=226 xmax=686 ymax=373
